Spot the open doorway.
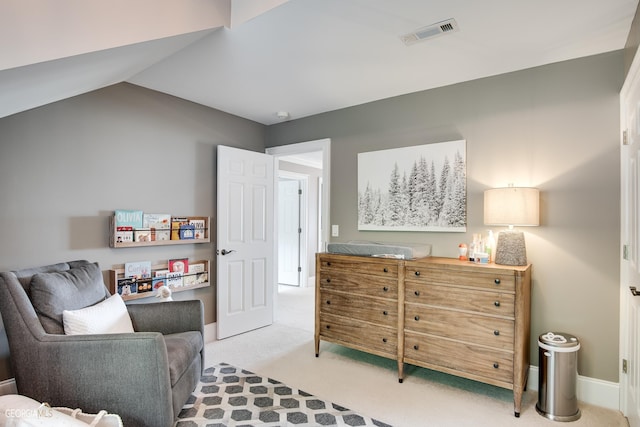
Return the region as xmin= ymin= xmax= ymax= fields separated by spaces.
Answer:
xmin=276 ymin=153 xmax=321 ymax=287
xmin=266 ymin=139 xmax=331 ymax=328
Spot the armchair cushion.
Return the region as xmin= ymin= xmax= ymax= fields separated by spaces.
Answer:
xmin=63 ymin=294 xmax=134 ymax=335
xmin=164 ymin=331 xmax=203 ymax=386
xmin=29 ymin=262 xmax=107 ymax=334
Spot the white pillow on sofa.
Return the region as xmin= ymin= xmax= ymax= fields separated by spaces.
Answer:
xmin=63 ymin=294 xmax=134 ymax=335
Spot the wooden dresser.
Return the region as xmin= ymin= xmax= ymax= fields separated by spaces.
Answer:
xmin=314 ymin=253 xmax=403 ymax=373
xmin=315 ymin=253 xmax=532 ymax=417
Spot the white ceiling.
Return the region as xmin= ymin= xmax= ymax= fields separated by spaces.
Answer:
xmin=2 ymin=0 xmax=638 ymax=124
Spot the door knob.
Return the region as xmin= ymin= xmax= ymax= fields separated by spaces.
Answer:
xmin=218 ymin=249 xmax=236 ymax=255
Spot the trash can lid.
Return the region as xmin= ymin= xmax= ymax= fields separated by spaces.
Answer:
xmin=539 ymin=332 xmax=579 ymax=348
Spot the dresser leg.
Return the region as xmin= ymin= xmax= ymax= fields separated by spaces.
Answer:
xmin=513 ymin=389 xmax=523 ymax=417
xmin=315 ymin=336 xmax=319 ymax=357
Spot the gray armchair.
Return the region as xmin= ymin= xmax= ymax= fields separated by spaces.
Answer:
xmin=0 ymin=260 xmax=204 ymax=427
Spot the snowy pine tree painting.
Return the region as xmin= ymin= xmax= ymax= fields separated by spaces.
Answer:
xmin=358 ymin=140 xmax=466 ymax=232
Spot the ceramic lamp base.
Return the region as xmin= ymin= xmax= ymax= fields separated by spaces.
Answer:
xmin=495 ymin=230 xmax=527 ymax=266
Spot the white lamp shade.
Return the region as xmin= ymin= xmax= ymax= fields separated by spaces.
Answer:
xmin=484 ymin=187 xmax=540 ymax=226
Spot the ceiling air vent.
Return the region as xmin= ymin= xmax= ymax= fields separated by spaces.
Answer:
xmin=400 ymin=18 xmax=459 ymax=46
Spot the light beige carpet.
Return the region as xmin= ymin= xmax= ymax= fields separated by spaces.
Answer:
xmin=202 ymin=285 xmax=627 ymax=427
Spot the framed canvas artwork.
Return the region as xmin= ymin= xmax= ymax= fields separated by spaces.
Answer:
xmin=358 ymin=140 xmax=466 ymax=232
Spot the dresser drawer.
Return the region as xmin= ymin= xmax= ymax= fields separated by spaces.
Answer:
xmin=320 ymin=290 xmax=397 ymax=327
xmin=404 ymin=304 xmax=514 ymax=350
xmin=405 ymin=282 xmax=514 ymax=317
xmin=318 ymin=255 xmax=399 ymax=278
xmin=405 ymin=265 xmax=515 ymax=292
xmin=319 ymin=270 xmax=397 ymax=299
xmin=320 ymin=291 xmax=398 ymax=328
xmin=319 ymin=313 xmax=397 ymax=356
xmin=404 ymin=332 xmax=514 ymax=384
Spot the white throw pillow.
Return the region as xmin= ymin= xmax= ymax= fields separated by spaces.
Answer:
xmin=63 ymin=294 xmax=134 ymax=335
xmin=0 ymin=395 xmax=123 ymax=426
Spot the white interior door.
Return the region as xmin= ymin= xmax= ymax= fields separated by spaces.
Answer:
xmin=278 ymin=178 xmax=301 ymax=286
xmin=621 ymin=53 xmax=640 ymax=427
xmin=217 ymin=145 xmax=274 ymax=339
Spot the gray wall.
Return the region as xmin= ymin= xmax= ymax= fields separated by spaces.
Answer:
xmin=266 ymin=51 xmax=623 ymax=382
xmin=0 ymin=82 xmax=265 ymax=380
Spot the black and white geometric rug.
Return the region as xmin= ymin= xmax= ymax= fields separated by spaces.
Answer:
xmin=175 ymin=363 xmax=392 ymax=427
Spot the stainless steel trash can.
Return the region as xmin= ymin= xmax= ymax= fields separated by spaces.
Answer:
xmin=536 ymin=332 xmax=581 ymax=421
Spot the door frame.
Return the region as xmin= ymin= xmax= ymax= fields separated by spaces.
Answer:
xmin=620 ymin=43 xmax=640 ymax=421
xmin=266 ymin=137 xmax=331 ymax=257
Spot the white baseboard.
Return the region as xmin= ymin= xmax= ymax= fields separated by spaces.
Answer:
xmin=204 ymin=322 xmax=217 ymax=343
xmin=528 ymin=366 xmax=619 ymax=411
xmin=0 ymin=378 xmax=17 ymax=396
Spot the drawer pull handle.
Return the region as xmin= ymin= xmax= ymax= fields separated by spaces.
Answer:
xmin=383 ymin=311 xmax=388 ymax=316
xmin=326 ymin=278 xmax=331 ymax=283
xmin=383 ymin=268 xmax=388 ymax=273
xmin=493 ymin=363 xmax=499 ymax=369
xmin=494 ymin=330 xmax=500 ymax=336
xmin=415 ymin=271 xmax=421 ymax=276
xmin=414 ymin=290 xmax=420 ymax=296
xmin=326 ymin=325 xmax=330 ymax=329
xmin=414 ymin=345 xmax=419 ymax=350
xmin=383 ymin=286 xmax=389 ymax=292
xmin=414 ymin=316 xmax=420 ymax=321
xmin=327 ymin=262 xmax=331 ymax=266
xmin=326 ymin=300 xmax=331 ymax=305
xmin=382 ymin=338 xmax=388 ymax=343
xmin=494 ymin=301 xmax=501 ymax=307
xmin=494 ymin=278 xmax=501 ymax=285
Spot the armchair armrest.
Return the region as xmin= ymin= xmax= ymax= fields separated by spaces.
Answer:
xmin=126 ymin=300 xmax=204 ymax=336
xmin=27 ymin=332 xmax=174 ymax=427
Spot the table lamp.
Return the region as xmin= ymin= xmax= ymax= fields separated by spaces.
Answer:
xmin=484 ymin=187 xmax=539 ymax=266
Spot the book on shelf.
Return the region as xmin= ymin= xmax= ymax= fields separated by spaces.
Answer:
xmin=115 ymin=210 xmax=144 ymax=244
xmin=152 ymin=276 xmax=166 ymax=290
xmin=194 ymin=271 xmax=208 ymax=285
xmin=124 ymin=261 xmax=152 ymax=279
xmin=134 ymin=229 xmax=152 ymax=242
xmin=152 ymin=269 xmax=170 ymax=290
xmin=184 ymin=262 xmax=207 ymax=286
xmin=179 ymin=224 xmax=195 ymax=240
xmin=115 ymin=226 xmax=133 ymax=243
xmin=136 ymin=278 xmax=153 ymax=293
xmin=155 ymin=269 xmax=170 ymax=278
xmin=189 ymin=218 xmax=206 ymax=239
xmin=117 ymin=277 xmax=138 ymax=296
xmin=143 ymin=213 xmax=171 ymax=241
xmin=114 ymin=210 xmax=144 ymax=228
xmin=168 ymin=258 xmax=188 ymax=274
xmin=170 ymin=217 xmax=188 ymax=240
xmin=166 ymin=271 xmax=183 ymax=288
